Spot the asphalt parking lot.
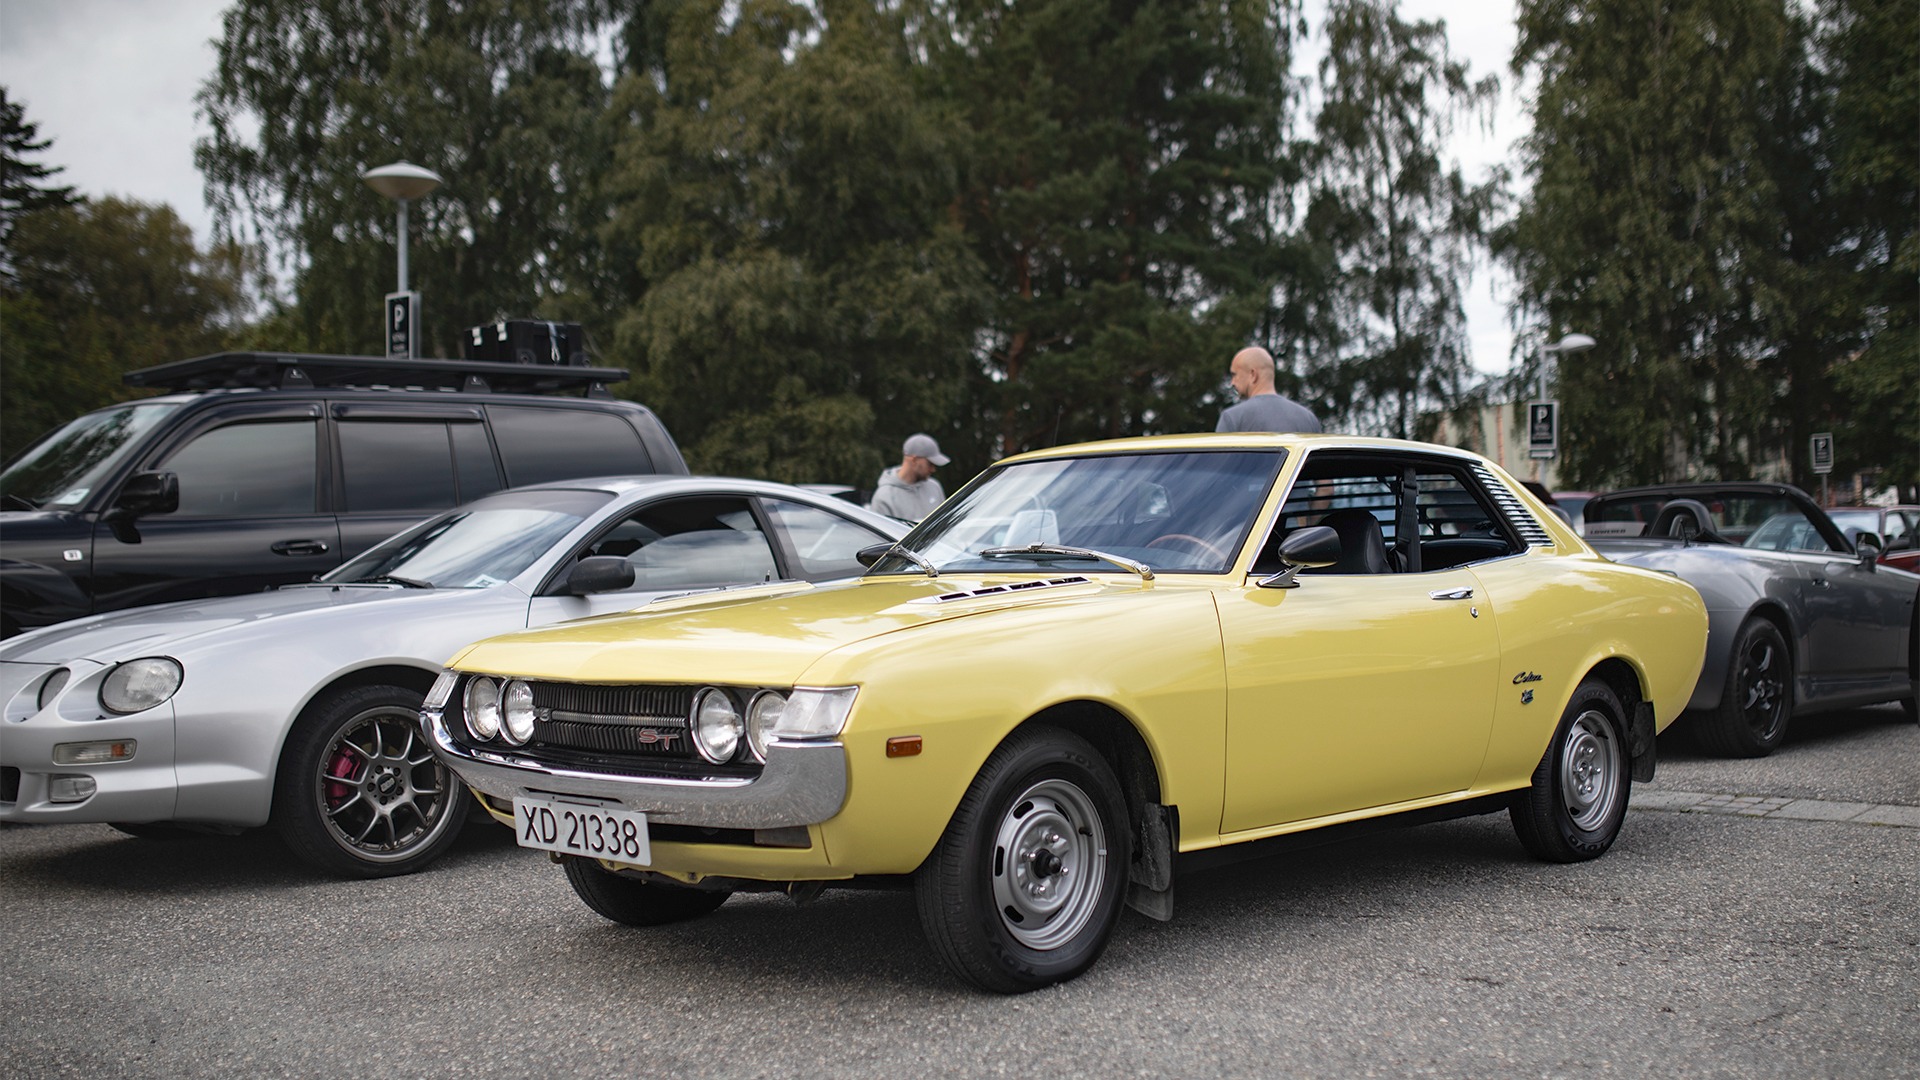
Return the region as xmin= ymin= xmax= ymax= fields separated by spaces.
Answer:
xmin=2 ymin=705 xmax=1914 ymax=1079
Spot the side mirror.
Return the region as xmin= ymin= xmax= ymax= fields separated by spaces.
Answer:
xmin=1258 ymin=525 xmax=1341 ymax=589
xmin=112 ymin=471 xmax=179 ymax=518
xmin=566 ymin=555 xmax=636 ymax=595
xmin=855 ymin=543 xmax=892 ymax=569
xmin=1854 ymin=532 xmax=1882 ymax=570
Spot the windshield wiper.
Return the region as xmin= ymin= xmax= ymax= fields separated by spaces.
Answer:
xmin=2 ymin=493 xmax=39 ymax=511
xmin=979 ymin=544 xmax=1155 ymax=581
xmin=355 ymin=574 xmax=433 ymax=589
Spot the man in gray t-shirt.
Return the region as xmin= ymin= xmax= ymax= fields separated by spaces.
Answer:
xmin=1216 ymin=346 xmax=1322 ymax=433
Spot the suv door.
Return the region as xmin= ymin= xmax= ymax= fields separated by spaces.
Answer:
xmin=88 ymin=406 xmax=340 ymax=612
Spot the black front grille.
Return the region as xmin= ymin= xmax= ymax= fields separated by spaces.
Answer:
xmin=447 ymin=678 xmax=762 ymax=776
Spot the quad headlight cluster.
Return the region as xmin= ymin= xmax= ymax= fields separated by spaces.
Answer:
xmin=447 ymin=674 xmax=857 ymax=766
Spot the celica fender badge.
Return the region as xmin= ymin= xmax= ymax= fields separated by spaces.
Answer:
xmin=1521 ymin=689 xmax=1535 ymax=705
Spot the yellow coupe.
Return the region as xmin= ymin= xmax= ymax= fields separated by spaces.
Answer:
xmin=422 ymin=434 xmax=1707 ymax=993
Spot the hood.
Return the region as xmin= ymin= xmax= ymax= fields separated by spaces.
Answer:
xmin=450 ymin=573 xmax=1117 ymax=685
xmin=0 ymin=583 xmax=471 ymax=664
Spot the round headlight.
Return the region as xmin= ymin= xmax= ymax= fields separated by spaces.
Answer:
xmin=691 ymin=688 xmax=743 ymax=764
xmin=745 ymin=691 xmax=786 ymax=762
xmin=37 ymin=667 xmax=72 ymax=711
xmin=502 ymin=680 xmax=536 ymax=745
xmin=464 ymin=677 xmax=501 ymax=740
xmin=99 ymin=658 xmax=183 ymax=714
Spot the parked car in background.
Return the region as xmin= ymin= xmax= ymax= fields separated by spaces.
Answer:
xmin=1554 ymin=491 xmax=1599 ymax=535
xmin=423 ymin=433 xmax=1707 ymax=993
xmin=0 ymin=351 xmax=686 ymax=637
xmin=1584 ymin=483 xmax=1919 ymax=757
xmin=0 ymin=476 xmax=906 ymax=878
xmin=1827 ymin=505 xmax=1920 ymax=573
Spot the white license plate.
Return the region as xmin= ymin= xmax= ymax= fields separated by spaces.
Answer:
xmin=513 ymin=796 xmax=651 ymax=864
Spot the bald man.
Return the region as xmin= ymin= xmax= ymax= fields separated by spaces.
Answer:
xmin=1215 ymin=346 xmax=1322 ymax=433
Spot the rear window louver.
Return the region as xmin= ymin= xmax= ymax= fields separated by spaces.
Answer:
xmin=1472 ymin=464 xmax=1555 ymax=548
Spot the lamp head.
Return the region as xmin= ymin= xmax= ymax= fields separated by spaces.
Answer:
xmin=361 ymin=161 xmax=443 ymax=201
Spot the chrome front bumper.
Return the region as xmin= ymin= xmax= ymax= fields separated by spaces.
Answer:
xmin=420 ymin=707 xmax=848 ymax=829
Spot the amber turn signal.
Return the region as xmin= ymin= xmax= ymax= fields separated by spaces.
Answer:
xmin=885 ymin=736 xmax=922 ymax=758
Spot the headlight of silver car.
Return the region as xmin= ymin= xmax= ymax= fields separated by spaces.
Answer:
xmin=770 ymin=686 xmax=858 ymax=740
xmin=464 ymin=677 xmax=502 ymax=740
xmin=501 ymin=679 xmax=536 ymax=745
xmin=745 ymin=690 xmax=786 ymax=762
xmin=99 ymin=658 xmax=183 ymax=714
xmin=691 ymin=687 xmax=743 ymax=764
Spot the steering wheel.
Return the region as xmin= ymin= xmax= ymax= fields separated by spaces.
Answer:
xmin=1145 ymin=533 xmax=1229 ymax=564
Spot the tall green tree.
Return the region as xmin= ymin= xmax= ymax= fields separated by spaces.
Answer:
xmin=917 ymin=0 xmax=1306 ymax=460
xmin=1505 ymin=0 xmax=1812 ymax=487
xmin=1298 ymin=0 xmax=1498 ymax=439
xmin=1819 ymin=0 xmax=1918 ymax=496
xmin=0 ymin=86 xmax=79 ymax=286
xmin=602 ymin=0 xmax=987 ymax=484
xmin=1 ymin=198 xmax=251 ymax=459
xmin=197 ymin=0 xmax=632 ymax=358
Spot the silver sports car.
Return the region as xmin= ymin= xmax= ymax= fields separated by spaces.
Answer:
xmin=0 ymin=476 xmax=906 ymax=875
xmin=1584 ymin=482 xmax=1918 ymax=756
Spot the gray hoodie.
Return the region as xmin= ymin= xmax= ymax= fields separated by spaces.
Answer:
xmin=868 ymin=467 xmax=945 ymax=521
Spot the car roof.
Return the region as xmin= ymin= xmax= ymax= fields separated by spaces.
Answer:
xmin=995 ymin=432 xmax=1495 ymax=466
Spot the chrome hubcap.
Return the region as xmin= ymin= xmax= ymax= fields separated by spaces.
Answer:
xmin=318 ymin=707 xmax=453 ymax=861
xmin=1560 ymin=709 xmax=1623 ymax=833
xmin=990 ymin=778 xmax=1108 ymax=951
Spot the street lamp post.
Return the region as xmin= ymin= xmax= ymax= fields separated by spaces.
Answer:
xmin=360 ymin=161 xmax=443 ymax=358
xmin=1530 ymin=332 xmax=1596 ymax=484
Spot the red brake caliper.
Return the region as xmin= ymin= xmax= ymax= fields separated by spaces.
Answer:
xmin=324 ymin=745 xmax=363 ymax=808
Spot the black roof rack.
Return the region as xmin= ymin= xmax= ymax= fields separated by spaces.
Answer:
xmin=123 ymin=352 xmax=629 ymax=398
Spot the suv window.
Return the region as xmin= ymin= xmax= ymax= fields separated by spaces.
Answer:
xmin=339 ymin=421 xmax=466 ymax=513
xmin=490 ymin=406 xmax=652 ymax=486
xmin=0 ymin=402 xmax=181 ymax=509
xmin=165 ymin=420 xmax=319 ymax=516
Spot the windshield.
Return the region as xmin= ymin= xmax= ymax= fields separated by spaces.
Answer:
xmin=870 ymin=449 xmax=1283 ymax=575
xmin=324 ymin=488 xmax=614 ymax=588
xmin=0 ymin=403 xmax=181 ymax=510
xmin=1587 ymin=491 xmax=1807 ymax=544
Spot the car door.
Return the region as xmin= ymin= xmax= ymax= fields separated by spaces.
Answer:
xmin=88 ymin=406 xmax=340 ymax=612
xmin=1215 ymin=453 xmax=1500 ymax=834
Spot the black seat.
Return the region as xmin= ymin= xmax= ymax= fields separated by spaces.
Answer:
xmin=1319 ymin=509 xmax=1391 ymax=574
xmin=1650 ymin=499 xmax=1719 ymax=542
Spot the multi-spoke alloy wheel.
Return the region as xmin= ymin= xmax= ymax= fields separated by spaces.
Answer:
xmin=273 ymin=684 xmax=467 ymax=878
xmin=1511 ymin=678 xmax=1632 ymax=862
xmin=1696 ymin=618 xmax=1793 ymax=758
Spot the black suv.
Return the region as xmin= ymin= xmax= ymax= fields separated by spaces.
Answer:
xmin=0 ymin=352 xmax=686 ymax=636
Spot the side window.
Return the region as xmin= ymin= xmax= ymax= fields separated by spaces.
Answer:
xmin=763 ymin=499 xmax=882 ymax=578
xmin=450 ymin=423 xmax=503 ymax=502
xmin=1262 ymin=454 xmax=1521 ymax=575
xmin=338 ymin=421 xmax=460 ymax=513
xmin=163 ymin=420 xmax=318 ymax=517
xmin=490 ymin=406 xmax=652 ymax=487
xmin=1880 ymin=512 xmax=1911 ymax=550
xmin=577 ymin=496 xmax=776 ymax=590
xmin=1271 ymin=468 xmax=1399 ymax=576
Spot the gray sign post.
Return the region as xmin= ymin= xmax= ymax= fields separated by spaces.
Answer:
xmin=386 ymin=291 xmax=420 ymax=359
xmin=1811 ymin=431 xmax=1834 ymax=505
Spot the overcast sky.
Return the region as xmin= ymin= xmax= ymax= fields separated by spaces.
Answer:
xmin=0 ymin=0 xmax=1526 ymax=372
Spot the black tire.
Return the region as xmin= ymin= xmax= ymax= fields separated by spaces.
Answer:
xmin=271 ymin=683 xmax=466 ymax=878
xmin=562 ymin=858 xmax=730 ymax=926
xmin=1510 ymin=678 xmax=1632 ymax=863
xmin=914 ymin=726 xmax=1131 ymax=994
xmin=1693 ymin=618 xmax=1793 ymax=758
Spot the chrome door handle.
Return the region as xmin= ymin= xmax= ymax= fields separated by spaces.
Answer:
xmin=271 ymin=539 xmax=331 ymax=557
xmin=1429 ymin=587 xmax=1474 ymax=601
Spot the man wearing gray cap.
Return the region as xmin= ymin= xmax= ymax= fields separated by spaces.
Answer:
xmin=869 ymin=433 xmax=951 ymax=522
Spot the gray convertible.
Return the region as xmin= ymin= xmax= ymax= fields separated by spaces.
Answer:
xmin=0 ymin=476 xmax=904 ymax=875
xmin=1584 ymin=483 xmax=1918 ymax=756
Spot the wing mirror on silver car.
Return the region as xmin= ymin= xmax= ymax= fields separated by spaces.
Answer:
xmin=566 ymin=555 xmax=637 ymax=595
xmin=1258 ymin=525 xmax=1341 ymax=589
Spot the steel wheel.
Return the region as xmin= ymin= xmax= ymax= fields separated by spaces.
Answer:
xmin=273 ymin=683 xmax=467 ymax=878
xmin=1558 ymin=709 xmax=1624 ymax=833
xmin=1511 ymin=678 xmax=1633 ymax=862
xmin=988 ymin=778 xmax=1111 ymax=951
